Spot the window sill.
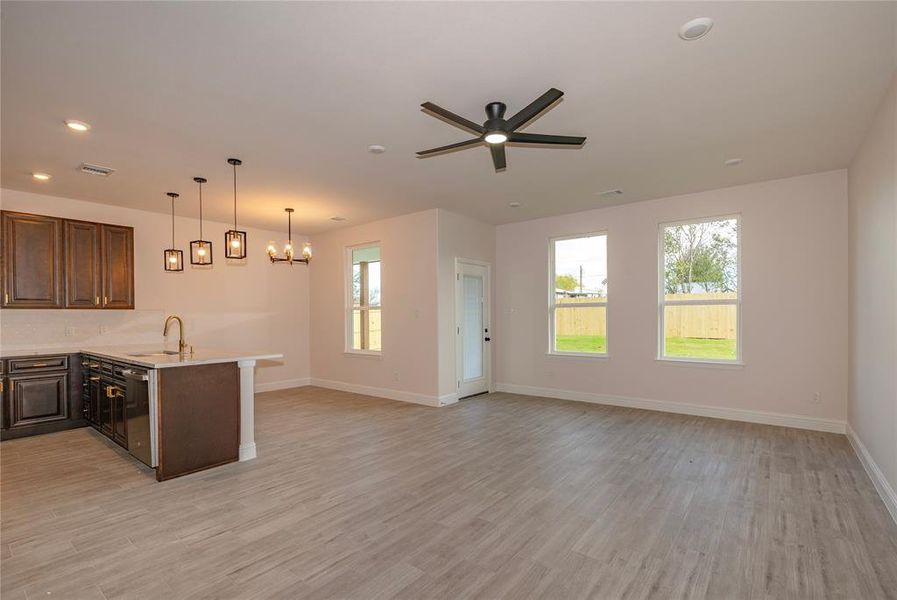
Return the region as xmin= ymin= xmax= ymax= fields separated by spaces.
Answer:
xmin=655 ymin=358 xmax=744 ymax=369
xmin=546 ymin=352 xmax=609 ymax=360
xmin=344 ymin=350 xmax=382 ymax=359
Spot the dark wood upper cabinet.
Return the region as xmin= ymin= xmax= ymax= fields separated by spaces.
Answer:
xmin=2 ymin=212 xmax=64 ymax=308
xmin=64 ymin=220 xmax=101 ymax=308
xmin=1 ymin=211 xmax=134 ymax=310
xmin=101 ymin=225 xmax=134 ymax=309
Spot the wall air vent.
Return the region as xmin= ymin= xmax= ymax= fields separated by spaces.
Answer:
xmin=598 ymin=189 xmax=623 ymax=197
xmin=78 ymin=163 xmax=115 ymax=177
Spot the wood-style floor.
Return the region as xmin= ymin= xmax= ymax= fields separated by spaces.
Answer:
xmin=2 ymin=387 xmax=896 ymax=600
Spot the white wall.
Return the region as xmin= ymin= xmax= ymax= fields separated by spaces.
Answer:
xmin=308 ymin=209 xmax=440 ymax=402
xmin=0 ymin=188 xmax=310 ymax=389
xmin=848 ymin=73 xmax=897 ymax=511
xmin=436 ymin=209 xmax=495 ymax=398
xmin=495 ymin=170 xmax=848 ymax=430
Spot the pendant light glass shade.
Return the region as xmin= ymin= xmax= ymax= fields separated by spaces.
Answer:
xmin=190 ymin=177 xmax=213 ymax=265
xmin=224 ymin=158 xmax=247 ymax=259
xmin=163 ymin=192 xmax=184 ymax=272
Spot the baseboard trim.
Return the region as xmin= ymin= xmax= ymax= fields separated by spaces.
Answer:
xmin=309 ymin=378 xmax=446 ymax=407
xmin=255 ymin=378 xmax=311 ymax=393
xmin=846 ymin=424 xmax=897 ymax=525
xmin=494 ymin=383 xmax=846 ymax=434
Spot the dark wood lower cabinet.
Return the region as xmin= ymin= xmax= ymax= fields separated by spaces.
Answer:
xmin=0 ymin=354 xmax=84 ymax=440
xmin=111 ymin=383 xmax=127 ymax=447
xmin=7 ymin=372 xmax=69 ymax=428
xmin=98 ymin=378 xmax=113 ymax=436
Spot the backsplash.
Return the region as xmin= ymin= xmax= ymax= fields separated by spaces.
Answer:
xmin=0 ymin=310 xmax=166 ymax=353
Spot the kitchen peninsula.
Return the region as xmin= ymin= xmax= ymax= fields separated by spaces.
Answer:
xmin=0 ymin=345 xmax=282 ymax=480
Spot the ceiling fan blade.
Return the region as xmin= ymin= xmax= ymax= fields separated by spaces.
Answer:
xmin=416 ymin=138 xmax=483 ymax=157
xmin=508 ymin=132 xmax=586 ymax=146
xmin=490 ymin=143 xmax=507 ymax=171
xmin=421 ymin=102 xmax=486 ymax=135
xmin=505 ymin=88 xmax=564 ymax=131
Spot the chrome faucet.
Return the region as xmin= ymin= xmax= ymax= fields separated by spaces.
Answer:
xmin=163 ymin=315 xmax=188 ymax=354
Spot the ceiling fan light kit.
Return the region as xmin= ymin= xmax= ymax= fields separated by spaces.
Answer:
xmin=417 ymin=87 xmax=587 ymax=172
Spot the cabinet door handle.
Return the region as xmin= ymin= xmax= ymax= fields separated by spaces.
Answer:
xmin=95 ymin=296 xmax=100 ymax=306
xmin=103 ymin=296 xmax=108 ymax=306
xmin=4 ymin=292 xmax=8 ymax=304
xmin=29 ymin=363 xmax=49 ymax=368
xmin=89 ymin=376 xmax=100 ymax=381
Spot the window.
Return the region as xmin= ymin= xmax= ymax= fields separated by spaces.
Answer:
xmin=347 ymin=243 xmax=381 ymax=353
xmin=659 ymin=216 xmax=740 ymax=362
xmin=549 ymin=233 xmax=608 ymax=356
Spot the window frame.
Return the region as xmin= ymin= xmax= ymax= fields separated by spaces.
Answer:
xmin=547 ymin=231 xmax=609 ymax=358
xmin=657 ymin=214 xmax=742 ymax=365
xmin=345 ymin=241 xmax=382 ymax=356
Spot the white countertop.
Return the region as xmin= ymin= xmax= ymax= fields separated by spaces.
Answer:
xmin=1 ymin=345 xmax=283 ymax=369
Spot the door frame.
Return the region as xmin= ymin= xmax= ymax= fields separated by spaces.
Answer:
xmin=454 ymin=257 xmax=493 ymax=398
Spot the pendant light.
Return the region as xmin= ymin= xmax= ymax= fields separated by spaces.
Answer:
xmin=190 ymin=177 xmax=213 ymax=265
xmin=163 ymin=192 xmax=184 ymax=271
xmin=267 ymin=208 xmax=312 ymax=265
xmin=224 ymin=158 xmax=247 ymax=259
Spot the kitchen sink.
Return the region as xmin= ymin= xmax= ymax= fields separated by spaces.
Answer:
xmin=126 ymin=350 xmax=182 ymax=357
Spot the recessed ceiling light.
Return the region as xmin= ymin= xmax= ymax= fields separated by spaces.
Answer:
xmin=65 ymin=119 xmax=91 ymax=132
xmin=679 ymin=17 xmax=714 ymax=41
xmin=598 ymin=189 xmax=623 ymax=197
xmin=368 ymin=145 xmax=386 ymax=154
xmin=32 ymin=172 xmax=51 ymax=181
xmin=330 ymin=216 xmax=347 ymax=222
xmin=724 ymin=158 xmax=743 ymax=167
xmin=509 ymin=201 xmax=521 ymax=208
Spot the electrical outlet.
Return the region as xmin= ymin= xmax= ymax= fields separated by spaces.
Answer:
xmin=64 ymin=327 xmax=75 ymax=337
xmin=812 ymin=392 xmax=821 ymax=404
xmin=393 ymin=372 xmax=400 ymax=382
xmin=99 ymin=325 xmax=109 ymax=335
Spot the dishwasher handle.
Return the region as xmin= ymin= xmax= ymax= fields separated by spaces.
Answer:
xmin=121 ymin=369 xmax=149 ymax=381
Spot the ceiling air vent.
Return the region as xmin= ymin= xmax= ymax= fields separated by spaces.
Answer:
xmin=78 ymin=163 xmax=115 ymax=177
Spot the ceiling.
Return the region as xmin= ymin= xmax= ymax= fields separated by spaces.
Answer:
xmin=2 ymin=2 xmax=895 ymax=234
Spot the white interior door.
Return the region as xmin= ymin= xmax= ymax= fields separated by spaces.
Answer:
xmin=456 ymin=261 xmax=490 ymax=398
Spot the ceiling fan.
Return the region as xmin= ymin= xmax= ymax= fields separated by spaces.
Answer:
xmin=417 ymin=88 xmax=586 ymax=172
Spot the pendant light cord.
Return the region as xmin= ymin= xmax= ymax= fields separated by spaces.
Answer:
xmin=171 ymin=196 xmax=175 ymax=248
xmin=198 ymin=180 xmax=203 ymax=239
xmin=232 ymin=162 xmax=238 ymax=229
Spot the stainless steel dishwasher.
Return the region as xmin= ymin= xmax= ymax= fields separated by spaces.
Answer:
xmin=123 ymin=367 xmax=153 ymax=467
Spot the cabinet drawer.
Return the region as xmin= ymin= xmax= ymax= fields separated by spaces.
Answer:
xmin=8 ymin=355 xmax=69 ymax=373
